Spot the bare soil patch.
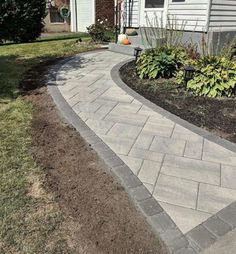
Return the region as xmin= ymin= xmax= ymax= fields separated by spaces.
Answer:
xmin=22 ymin=59 xmax=168 ymax=254
xmin=120 ymin=61 xmax=236 ymax=143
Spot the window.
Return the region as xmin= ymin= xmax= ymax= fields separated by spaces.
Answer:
xmin=50 ymin=7 xmax=65 ymax=23
xmin=172 ymin=0 xmax=185 ymax=2
xmin=145 ymin=0 xmax=165 ymax=8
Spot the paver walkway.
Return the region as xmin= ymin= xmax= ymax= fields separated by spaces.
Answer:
xmin=55 ymin=51 xmax=236 ymax=237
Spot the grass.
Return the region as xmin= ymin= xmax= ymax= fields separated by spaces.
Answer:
xmin=38 ymin=32 xmax=89 ymax=42
xmin=0 ymin=36 xmax=98 ymax=253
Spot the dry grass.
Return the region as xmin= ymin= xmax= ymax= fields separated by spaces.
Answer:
xmin=0 ymin=37 xmax=97 ymax=253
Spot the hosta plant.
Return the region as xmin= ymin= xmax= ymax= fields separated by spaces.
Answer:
xmin=136 ymin=46 xmax=187 ymax=79
xmin=177 ymin=56 xmax=236 ymax=98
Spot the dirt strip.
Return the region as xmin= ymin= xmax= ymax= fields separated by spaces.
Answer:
xmin=23 ymin=60 xmax=168 ymax=254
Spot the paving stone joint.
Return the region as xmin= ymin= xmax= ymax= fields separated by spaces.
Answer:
xmin=47 ymin=50 xmax=236 ymax=254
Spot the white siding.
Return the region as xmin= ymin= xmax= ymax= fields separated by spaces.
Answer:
xmin=209 ymin=0 xmax=236 ymax=31
xmin=167 ymin=0 xmax=209 ymax=32
xmin=126 ymin=0 xmax=209 ymax=31
xmin=125 ymin=0 xmax=139 ymax=27
xmin=76 ymin=0 xmax=95 ymax=32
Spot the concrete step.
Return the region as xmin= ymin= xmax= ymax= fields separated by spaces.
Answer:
xmin=109 ymin=42 xmax=145 ymax=56
xmin=128 ymin=35 xmax=143 ymax=46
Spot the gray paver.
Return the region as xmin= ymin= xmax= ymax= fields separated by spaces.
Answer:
xmin=101 ymin=136 xmax=134 ymax=155
xmin=100 ymin=87 xmax=133 ymax=102
xmin=154 ymin=174 xmax=198 ymax=209
xmin=129 ymin=147 xmax=164 ymax=162
xmin=217 ymin=202 xmax=236 ymax=228
xmin=169 ymin=236 xmax=189 ymax=253
xmin=133 ymin=133 xmax=154 ymax=150
xmin=187 ymin=225 xmax=216 ymax=251
xmin=129 ymin=185 xmax=152 ymax=201
xmin=203 ymin=140 xmax=236 ymax=166
xmin=73 ymin=101 xmax=101 ymax=113
xmin=150 ymin=212 xmax=176 ymax=233
xmin=161 ymin=155 xmax=221 ymax=185
xmin=94 ymin=98 xmax=118 ymax=107
xmin=95 ymin=104 xmax=117 ymax=117
xmin=198 ymin=183 xmax=236 ymax=214
xmin=142 ymin=121 xmax=174 ymax=137
xmin=172 ymin=124 xmax=203 ymax=142
xmin=118 ymin=155 xmax=143 ymax=175
xmin=86 ymin=119 xmax=114 ymax=135
xmin=203 ymin=216 xmax=232 ymax=237
xmin=53 ymin=51 xmax=236 ymax=253
xmin=184 ymin=140 xmax=203 ymax=160
xmin=150 ymin=136 xmax=186 ymax=156
xmin=107 ymin=123 xmax=142 ymax=140
xmin=201 ymin=227 xmax=236 ymax=254
xmin=160 ymin=202 xmax=212 ymax=234
xmin=138 ymin=160 xmax=162 ymax=185
xmin=138 ymin=105 xmax=164 ymax=117
xmin=143 ymin=182 xmax=155 ymax=193
xmin=111 ymin=103 xmax=142 ymax=114
xmin=221 ymin=165 xmax=236 ymax=190
xmin=138 ymin=197 xmax=163 ymax=216
xmin=105 ymin=111 xmax=148 ymax=127
xmin=175 ymin=247 xmax=197 ymax=254
xmin=121 ymin=173 xmax=142 ymax=189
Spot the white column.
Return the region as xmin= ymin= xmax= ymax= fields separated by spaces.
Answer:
xmin=70 ymin=0 xmax=77 ymax=32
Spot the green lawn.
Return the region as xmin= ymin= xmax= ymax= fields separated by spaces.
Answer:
xmin=0 ymin=36 xmax=97 ymax=253
xmin=38 ymin=32 xmax=89 ymax=42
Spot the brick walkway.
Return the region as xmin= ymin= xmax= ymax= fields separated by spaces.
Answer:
xmin=55 ymin=51 xmax=236 ymax=237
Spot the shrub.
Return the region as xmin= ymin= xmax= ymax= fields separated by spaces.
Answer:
xmin=185 ymin=43 xmax=200 ymax=60
xmin=136 ymin=46 xmax=187 ymax=79
xmin=177 ymin=56 xmax=236 ymax=97
xmin=87 ymin=19 xmax=111 ymax=43
xmin=0 ymin=0 xmax=46 ymax=43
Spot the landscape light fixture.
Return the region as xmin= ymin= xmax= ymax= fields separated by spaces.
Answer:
xmin=230 ymin=45 xmax=236 ymax=60
xmin=134 ymin=47 xmax=143 ymax=61
xmin=184 ymin=65 xmax=195 ymax=85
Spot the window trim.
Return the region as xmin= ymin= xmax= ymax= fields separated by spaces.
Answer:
xmin=144 ymin=0 xmax=165 ymax=9
xmin=49 ymin=7 xmax=66 ymax=24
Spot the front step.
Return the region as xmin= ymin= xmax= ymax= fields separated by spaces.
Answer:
xmin=109 ymin=43 xmax=145 ymax=56
xmin=127 ymin=35 xmax=143 ymax=46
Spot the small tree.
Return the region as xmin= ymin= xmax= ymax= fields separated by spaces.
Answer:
xmin=0 ymin=0 xmax=46 ymax=43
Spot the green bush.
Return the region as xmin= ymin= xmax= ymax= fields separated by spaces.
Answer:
xmin=0 ymin=0 xmax=46 ymax=43
xmin=87 ymin=19 xmax=112 ymax=43
xmin=177 ymin=57 xmax=236 ymax=97
xmin=136 ymin=47 xmax=187 ymax=79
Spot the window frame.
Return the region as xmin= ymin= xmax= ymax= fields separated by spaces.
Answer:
xmin=49 ymin=7 xmax=66 ymax=24
xmin=144 ymin=0 xmax=165 ymax=9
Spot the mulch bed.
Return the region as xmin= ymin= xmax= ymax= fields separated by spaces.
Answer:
xmin=120 ymin=60 xmax=236 ymax=143
xmin=22 ymin=58 xmax=167 ymax=254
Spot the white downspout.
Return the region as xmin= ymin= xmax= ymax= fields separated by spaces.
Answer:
xmin=206 ymin=0 xmax=213 ymax=33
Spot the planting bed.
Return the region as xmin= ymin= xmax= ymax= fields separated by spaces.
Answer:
xmin=120 ymin=60 xmax=236 ymax=143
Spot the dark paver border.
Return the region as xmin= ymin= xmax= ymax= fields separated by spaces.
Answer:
xmin=46 ymin=50 xmax=236 ymax=254
xmin=111 ymin=59 xmax=236 ymax=154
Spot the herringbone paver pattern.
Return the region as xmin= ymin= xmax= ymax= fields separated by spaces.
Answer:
xmin=56 ymin=51 xmax=236 ymax=234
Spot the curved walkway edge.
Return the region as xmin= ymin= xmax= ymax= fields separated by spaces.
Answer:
xmin=47 ymin=50 xmax=236 ymax=254
xmin=111 ymin=60 xmax=236 ymax=154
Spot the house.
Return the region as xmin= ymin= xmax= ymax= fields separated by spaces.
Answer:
xmin=44 ymin=0 xmax=70 ymax=33
xmin=70 ymin=0 xmax=115 ymax=32
xmin=116 ymin=0 xmax=236 ymax=51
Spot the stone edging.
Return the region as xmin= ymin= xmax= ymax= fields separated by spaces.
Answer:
xmin=110 ymin=57 xmax=236 ymax=253
xmin=46 ymin=51 xmax=236 ymax=254
xmin=111 ymin=59 xmax=236 ymax=154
